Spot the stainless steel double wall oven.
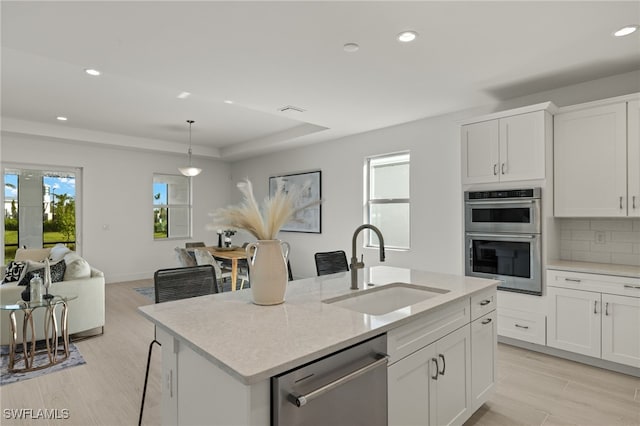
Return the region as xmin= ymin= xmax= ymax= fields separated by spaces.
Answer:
xmin=464 ymin=188 xmax=542 ymax=295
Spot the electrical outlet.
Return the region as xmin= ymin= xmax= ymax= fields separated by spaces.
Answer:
xmin=595 ymin=231 xmax=606 ymax=244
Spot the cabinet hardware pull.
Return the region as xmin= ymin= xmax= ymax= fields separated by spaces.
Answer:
xmin=564 ymin=278 xmax=581 ymax=283
xmin=605 ymin=302 xmax=609 ymax=316
xmin=468 ymin=232 xmax=536 ymax=239
xmin=438 ymin=354 xmax=446 ymax=376
xmin=481 ymin=318 xmax=492 ymax=325
xmin=620 ymin=196 xmax=624 ymax=209
xmin=634 ymin=196 xmax=637 ymax=209
xmin=480 ymin=300 xmax=491 ymax=306
xmin=501 ymin=163 xmax=506 ymax=174
xmin=594 ymin=300 xmax=598 ymax=314
xmin=290 ymin=355 xmax=388 ymax=407
xmin=623 ymin=285 xmax=640 ymax=290
xmin=514 ymin=324 xmax=529 ymax=329
xmin=469 ymin=240 xmax=473 ymax=268
xmin=493 ymin=164 xmax=498 ymax=176
xmin=431 ymin=358 xmax=439 ymax=380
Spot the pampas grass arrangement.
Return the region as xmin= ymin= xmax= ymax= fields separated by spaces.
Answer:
xmin=210 ymin=179 xmax=319 ymax=240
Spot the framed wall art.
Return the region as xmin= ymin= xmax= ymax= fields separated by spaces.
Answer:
xmin=269 ymin=170 xmax=321 ymax=233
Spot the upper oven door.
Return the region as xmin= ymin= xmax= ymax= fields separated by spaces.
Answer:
xmin=465 ymin=199 xmax=541 ymax=234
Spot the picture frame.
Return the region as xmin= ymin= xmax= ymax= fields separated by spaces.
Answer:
xmin=269 ymin=170 xmax=321 ymax=233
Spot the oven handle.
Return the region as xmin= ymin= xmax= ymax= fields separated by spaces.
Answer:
xmin=465 ymin=199 xmax=536 ymax=205
xmin=467 ymin=233 xmax=537 ymax=239
xmin=289 ymin=354 xmax=388 ymax=407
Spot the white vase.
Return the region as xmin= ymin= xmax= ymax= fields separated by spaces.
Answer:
xmin=245 ymin=239 xmax=290 ymax=305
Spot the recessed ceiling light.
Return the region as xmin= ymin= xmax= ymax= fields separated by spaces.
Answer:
xmin=343 ymin=43 xmax=360 ymax=52
xmin=177 ymin=91 xmax=191 ymax=99
xmin=397 ymin=31 xmax=418 ymax=43
xmin=224 ymin=100 xmax=234 ymax=104
xmin=613 ymin=25 xmax=639 ymax=37
xmin=84 ymin=68 xmax=101 ymax=76
xmin=56 ymin=116 xmax=68 ymax=121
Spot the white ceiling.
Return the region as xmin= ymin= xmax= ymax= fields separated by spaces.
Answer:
xmin=2 ymin=1 xmax=639 ymax=161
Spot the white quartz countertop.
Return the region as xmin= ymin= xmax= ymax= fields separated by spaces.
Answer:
xmin=138 ymin=266 xmax=498 ymax=385
xmin=547 ymin=260 xmax=640 ymax=279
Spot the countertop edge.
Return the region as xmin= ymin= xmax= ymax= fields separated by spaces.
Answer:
xmin=547 ymin=260 xmax=640 ymax=279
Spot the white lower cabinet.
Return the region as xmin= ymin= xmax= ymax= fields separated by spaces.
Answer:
xmin=471 ymin=311 xmax=497 ymax=410
xmin=601 ymin=293 xmax=640 ymax=366
xmin=547 ymin=287 xmax=601 ymax=357
xmin=388 ymin=325 xmax=471 ymax=426
xmin=388 ymin=290 xmax=497 ymax=426
xmin=547 ymin=270 xmax=640 ymax=368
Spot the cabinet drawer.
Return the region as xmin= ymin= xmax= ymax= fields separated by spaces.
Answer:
xmin=547 ymin=269 xmax=640 ymax=297
xmin=387 ymin=298 xmax=469 ymax=365
xmin=497 ymin=307 xmax=546 ymax=345
xmin=471 ymin=288 xmax=497 ymax=321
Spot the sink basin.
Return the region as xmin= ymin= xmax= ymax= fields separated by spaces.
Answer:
xmin=323 ymin=283 xmax=449 ymax=315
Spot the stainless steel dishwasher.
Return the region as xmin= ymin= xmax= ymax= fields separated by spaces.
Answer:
xmin=272 ymin=334 xmax=388 ymax=426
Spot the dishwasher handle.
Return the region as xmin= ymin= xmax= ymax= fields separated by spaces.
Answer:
xmin=289 ymin=354 xmax=388 ymax=407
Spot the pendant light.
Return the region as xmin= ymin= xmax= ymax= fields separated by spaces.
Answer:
xmin=178 ymin=119 xmax=202 ymax=177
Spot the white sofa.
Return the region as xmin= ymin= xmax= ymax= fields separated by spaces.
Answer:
xmin=0 ymin=247 xmax=105 ymax=346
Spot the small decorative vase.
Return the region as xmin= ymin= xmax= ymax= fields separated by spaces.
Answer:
xmin=245 ymin=239 xmax=290 ymax=305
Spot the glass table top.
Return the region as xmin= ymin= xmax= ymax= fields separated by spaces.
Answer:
xmin=0 ymin=295 xmax=78 ymax=310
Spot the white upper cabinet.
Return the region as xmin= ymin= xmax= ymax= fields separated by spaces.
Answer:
xmin=461 ymin=103 xmax=554 ymax=185
xmin=628 ymin=100 xmax=640 ymax=217
xmin=461 ymin=120 xmax=500 ymax=184
xmin=554 ymin=95 xmax=640 ymax=217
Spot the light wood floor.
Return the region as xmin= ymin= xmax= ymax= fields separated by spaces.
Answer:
xmin=1 ymin=280 xmax=638 ymax=425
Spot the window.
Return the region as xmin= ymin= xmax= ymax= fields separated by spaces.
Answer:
xmin=365 ymin=152 xmax=410 ymax=249
xmin=3 ymin=166 xmax=79 ymax=263
xmin=153 ymin=174 xmax=191 ymax=240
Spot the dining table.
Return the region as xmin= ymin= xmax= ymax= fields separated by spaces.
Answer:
xmin=205 ymin=246 xmax=249 ymax=291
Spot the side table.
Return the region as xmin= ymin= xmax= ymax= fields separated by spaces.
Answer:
xmin=1 ymin=295 xmax=77 ymax=372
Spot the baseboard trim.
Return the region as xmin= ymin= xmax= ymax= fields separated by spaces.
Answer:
xmin=498 ymin=336 xmax=640 ymax=378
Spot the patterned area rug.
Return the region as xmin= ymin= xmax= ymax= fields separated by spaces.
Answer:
xmin=0 ymin=342 xmax=86 ymax=386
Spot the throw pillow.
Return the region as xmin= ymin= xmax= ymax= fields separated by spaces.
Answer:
xmin=49 ymin=243 xmax=71 ymax=262
xmin=63 ymin=254 xmax=91 ymax=280
xmin=18 ymin=260 xmax=66 ymax=286
xmin=2 ymin=261 xmax=27 ymax=283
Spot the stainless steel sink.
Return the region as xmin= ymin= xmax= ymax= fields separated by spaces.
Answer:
xmin=323 ymin=283 xmax=449 ymax=315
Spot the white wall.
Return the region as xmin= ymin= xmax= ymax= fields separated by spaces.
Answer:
xmin=1 ymin=133 xmax=232 ymax=282
xmin=229 ymin=70 xmax=640 ymax=279
xmin=2 ymin=70 xmax=638 ymax=282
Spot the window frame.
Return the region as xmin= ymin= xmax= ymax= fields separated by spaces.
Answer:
xmin=364 ymin=151 xmax=411 ymax=250
xmin=3 ymin=163 xmax=82 ymax=263
xmin=153 ymin=173 xmax=192 ymax=241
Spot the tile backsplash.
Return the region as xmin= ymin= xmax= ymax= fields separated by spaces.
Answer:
xmin=559 ymin=218 xmax=640 ymax=266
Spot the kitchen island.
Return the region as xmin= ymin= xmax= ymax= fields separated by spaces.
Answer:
xmin=139 ymin=266 xmax=499 ymax=425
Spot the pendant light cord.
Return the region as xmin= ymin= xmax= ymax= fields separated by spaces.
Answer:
xmin=187 ymin=119 xmax=194 ymax=165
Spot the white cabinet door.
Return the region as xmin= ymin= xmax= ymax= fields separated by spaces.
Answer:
xmin=461 ymin=120 xmax=500 ymax=184
xmin=554 ymin=103 xmax=628 ymax=217
xmin=388 ymin=342 xmax=435 ymax=426
xmin=430 ymin=325 xmax=472 ymax=426
xmin=628 ymin=100 xmax=640 ymax=217
xmin=601 ymin=293 xmax=640 ymax=368
xmin=498 ymin=111 xmax=546 ymax=182
xmin=547 ymin=287 xmax=601 ymax=358
xmin=471 ymin=311 xmax=496 ymax=410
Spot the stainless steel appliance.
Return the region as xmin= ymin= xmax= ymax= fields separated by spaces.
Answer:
xmin=272 ymin=334 xmax=388 ymax=426
xmin=464 ymin=188 xmax=542 ymax=295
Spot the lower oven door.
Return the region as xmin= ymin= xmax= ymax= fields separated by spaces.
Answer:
xmin=465 ymin=232 xmax=542 ymax=295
